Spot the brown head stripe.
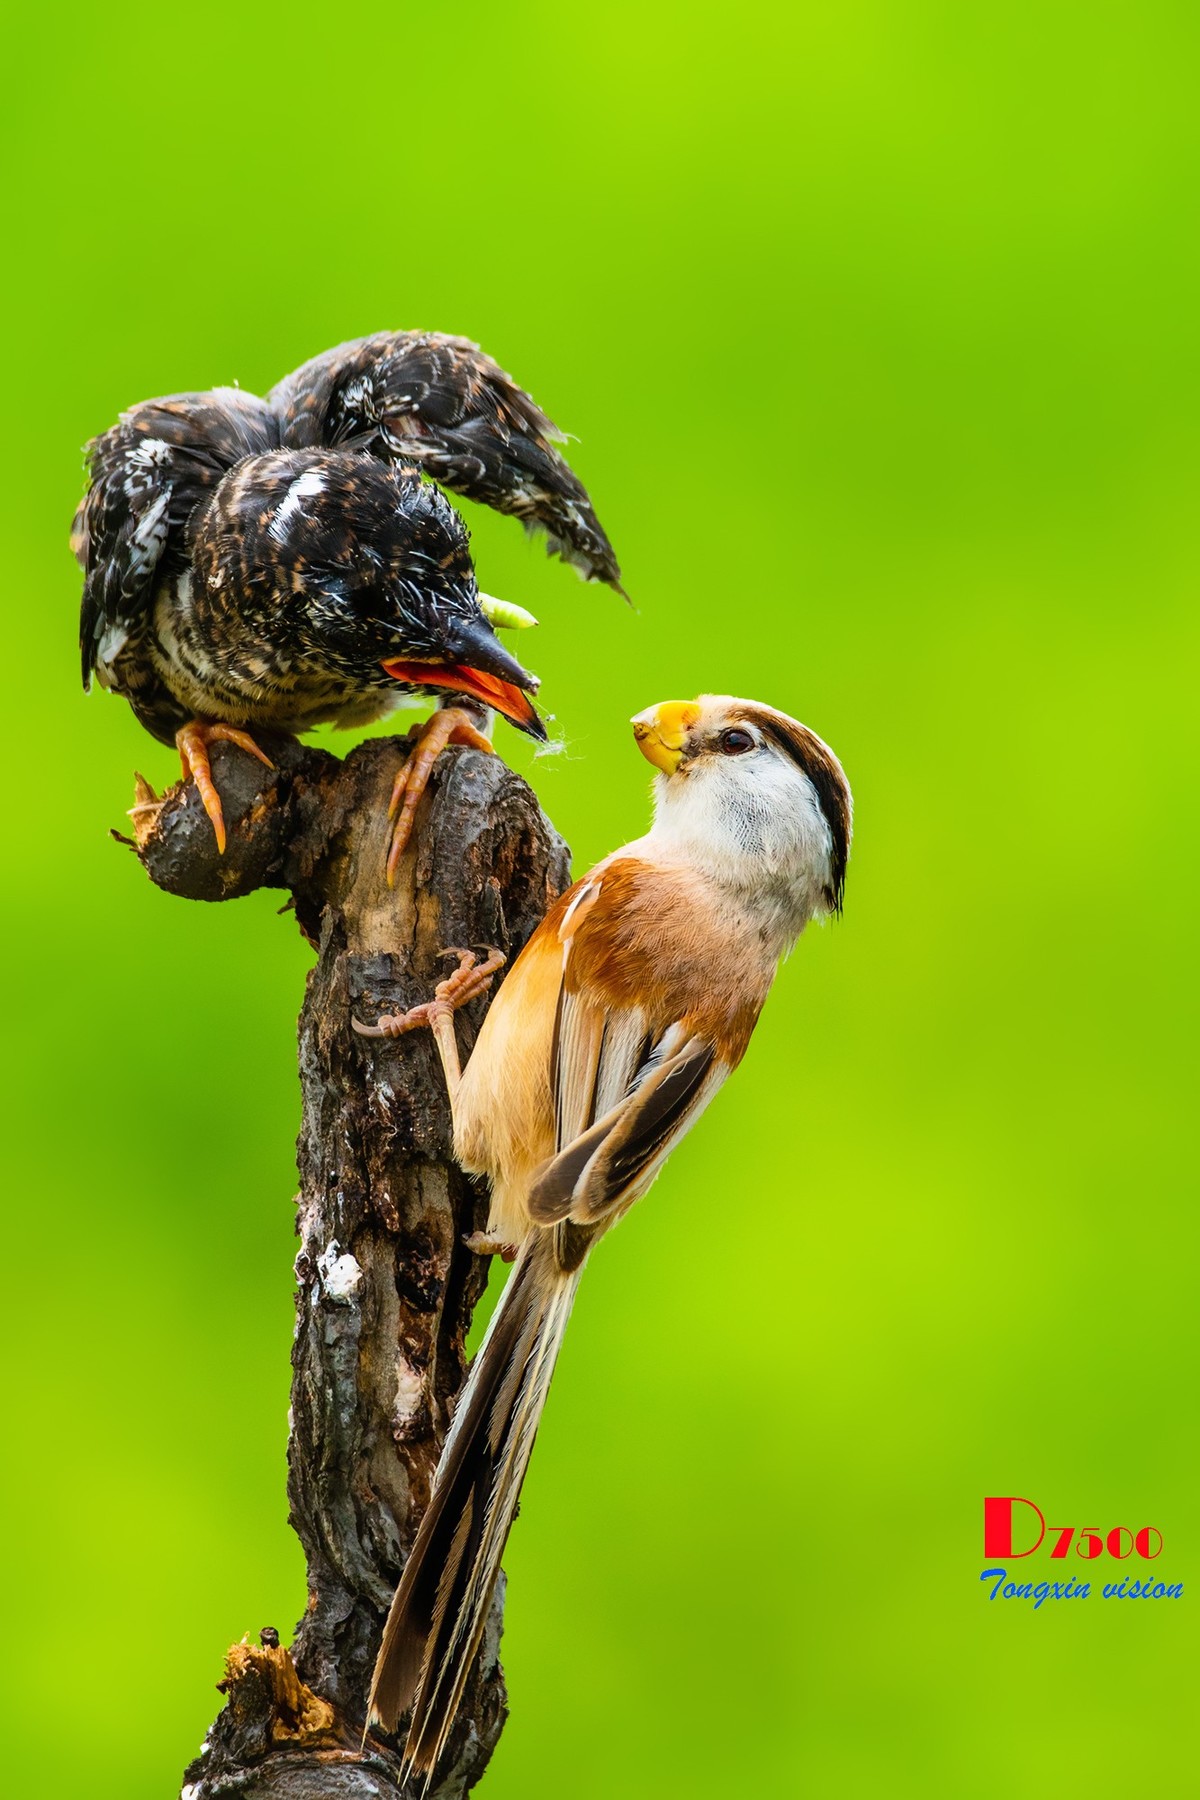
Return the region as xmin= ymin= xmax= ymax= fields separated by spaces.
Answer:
xmin=750 ymin=712 xmax=852 ymax=913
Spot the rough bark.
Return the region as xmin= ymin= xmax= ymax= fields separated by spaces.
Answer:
xmin=127 ymin=734 xmax=570 ymax=1799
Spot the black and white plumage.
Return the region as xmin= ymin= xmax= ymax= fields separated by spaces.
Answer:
xmin=73 ymin=332 xmax=622 ymax=857
xmin=269 ymin=334 xmax=620 ymax=591
xmin=75 ymin=387 xmax=281 ymax=743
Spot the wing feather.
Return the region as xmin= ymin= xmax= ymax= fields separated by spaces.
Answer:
xmin=530 ymin=867 xmax=735 ymax=1229
xmin=549 ymin=880 xmax=658 ymax=1158
xmin=552 ymin=989 xmax=607 ymax=1147
xmin=76 ymin=388 xmax=278 ymax=688
xmin=530 ymin=1035 xmax=724 ymax=1227
xmin=270 ymin=331 xmax=622 ymax=589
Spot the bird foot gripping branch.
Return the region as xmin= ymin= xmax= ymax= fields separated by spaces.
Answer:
xmin=385 ymin=713 xmax=496 ymax=885
xmin=353 ymin=947 xmax=507 ymax=1044
xmin=176 ymin=721 xmax=275 ymax=854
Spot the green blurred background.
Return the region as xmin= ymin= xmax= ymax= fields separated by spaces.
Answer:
xmin=4 ymin=2 xmax=1196 ymax=1794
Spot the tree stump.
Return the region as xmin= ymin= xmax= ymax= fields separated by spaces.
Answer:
xmin=129 ymin=734 xmax=570 ymax=1799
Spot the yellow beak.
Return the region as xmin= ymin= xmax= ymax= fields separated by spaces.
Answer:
xmin=631 ymin=700 xmax=701 ymax=775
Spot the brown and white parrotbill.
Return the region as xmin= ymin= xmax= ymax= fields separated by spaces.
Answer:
xmin=73 ymin=332 xmax=622 ymax=874
xmin=354 ymin=694 xmax=853 ymax=1779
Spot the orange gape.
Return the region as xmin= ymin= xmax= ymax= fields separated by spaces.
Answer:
xmin=379 ymin=658 xmax=541 ymax=731
xmin=355 ymin=694 xmax=853 ymax=1783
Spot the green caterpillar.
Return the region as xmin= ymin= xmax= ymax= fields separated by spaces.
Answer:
xmin=479 ymin=595 xmax=538 ymax=631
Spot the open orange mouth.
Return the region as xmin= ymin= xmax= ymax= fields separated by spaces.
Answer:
xmin=381 ymin=659 xmax=543 ymax=735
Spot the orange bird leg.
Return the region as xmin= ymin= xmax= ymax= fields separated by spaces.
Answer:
xmin=352 ymin=947 xmax=506 ymax=1103
xmin=175 ymin=722 xmax=275 ymax=855
xmin=385 ymin=708 xmax=494 ymax=886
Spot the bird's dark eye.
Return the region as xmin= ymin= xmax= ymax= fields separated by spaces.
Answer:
xmin=718 ymin=727 xmax=755 ymax=755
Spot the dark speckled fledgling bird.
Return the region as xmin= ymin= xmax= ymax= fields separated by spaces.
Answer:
xmin=73 ymin=332 xmax=622 ymax=875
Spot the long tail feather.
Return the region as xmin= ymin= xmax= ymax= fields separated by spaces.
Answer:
xmin=367 ymin=1233 xmax=584 ymax=1780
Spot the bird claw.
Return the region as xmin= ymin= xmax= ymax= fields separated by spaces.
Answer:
xmin=385 ymin=709 xmax=495 ymax=886
xmin=175 ymin=721 xmax=275 ymax=855
xmin=351 ymin=1000 xmax=436 ymax=1040
xmin=432 ymin=947 xmax=507 ymax=1012
xmin=352 ymin=947 xmax=506 ymax=1041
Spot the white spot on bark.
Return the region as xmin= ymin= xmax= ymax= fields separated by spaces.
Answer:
xmin=316 ymin=1240 xmax=362 ymax=1303
xmin=393 ymin=1359 xmax=424 ymax=1427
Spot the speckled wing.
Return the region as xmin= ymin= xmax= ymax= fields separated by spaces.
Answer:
xmin=269 ymin=331 xmax=623 ymax=591
xmin=74 ymin=389 xmax=278 ymax=688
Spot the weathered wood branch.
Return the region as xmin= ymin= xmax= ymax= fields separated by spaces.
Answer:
xmin=130 ymin=736 xmax=570 ymax=1799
